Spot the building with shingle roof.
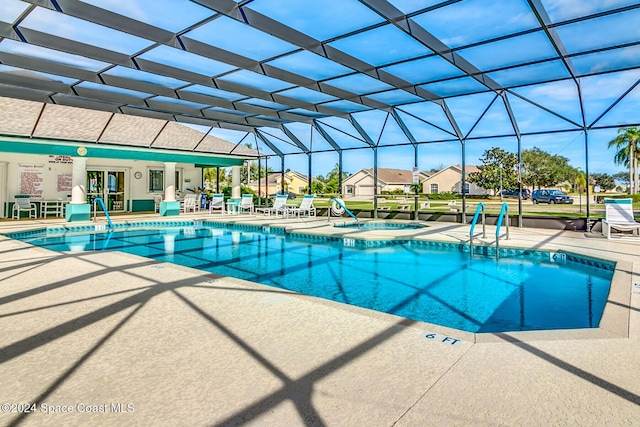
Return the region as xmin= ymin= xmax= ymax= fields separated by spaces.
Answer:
xmin=247 ymin=170 xmax=313 ymax=197
xmin=0 ymin=96 xmax=259 ymax=218
xmin=422 ymin=164 xmax=487 ymax=196
xmin=342 ymin=168 xmax=430 ymax=197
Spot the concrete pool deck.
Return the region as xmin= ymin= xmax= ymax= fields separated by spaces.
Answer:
xmin=0 ymin=213 xmax=638 ymax=426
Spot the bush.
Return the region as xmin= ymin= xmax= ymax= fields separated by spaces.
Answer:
xmin=424 ymin=192 xmax=459 ymax=200
xmin=221 ymin=186 xmax=256 ymax=200
xmin=381 ymin=189 xmax=406 ymax=195
xmin=607 ymin=193 xmax=640 ymax=202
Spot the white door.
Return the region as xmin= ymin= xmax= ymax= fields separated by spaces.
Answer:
xmin=87 ymin=169 xmax=127 ymax=212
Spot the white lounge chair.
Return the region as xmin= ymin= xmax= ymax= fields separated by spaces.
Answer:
xmin=12 ymin=194 xmax=37 ymax=220
xmin=602 ymin=198 xmax=640 ymax=239
xmin=257 ymin=194 xmax=288 ymax=217
xmin=208 ymin=193 xmax=225 ymax=214
xmin=288 ymin=195 xmax=316 ymax=218
xmin=153 ymin=194 xmax=163 ymax=213
xmin=238 ymin=194 xmax=255 ymax=214
xmin=181 ymin=194 xmax=198 ymax=213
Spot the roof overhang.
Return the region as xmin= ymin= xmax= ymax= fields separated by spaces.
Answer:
xmin=0 ymin=136 xmax=245 ymax=167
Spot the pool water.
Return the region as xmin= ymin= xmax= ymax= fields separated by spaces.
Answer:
xmin=15 ymin=225 xmax=614 ymax=333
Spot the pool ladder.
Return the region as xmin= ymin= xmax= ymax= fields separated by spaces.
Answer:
xmin=93 ymin=197 xmax=114 ymax=230
xmin=469 ymin=202 xmax=509 ymax=257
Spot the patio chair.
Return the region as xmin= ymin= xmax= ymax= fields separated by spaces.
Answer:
xmin=181 ymin=194 xmax=198 ymax=213
xmin=238 ymin=194 xmax=255 ymax=214
xmin=602 ymin=198 xmax=640 ymax=239
xmin=257 ymin=194 xmax=288 ymax=217
xmin=208 ymin=194 xmax=225 ymax=214
xmin=153 ymin=194 xmax=163 ymax=213
xmin=12 ymin=194 xmax=37 ymax=220
xmin=288 ymin=195 xmax=316 ymax=218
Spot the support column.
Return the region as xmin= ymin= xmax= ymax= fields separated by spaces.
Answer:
xmin=258 ymin=157 xmax=262 ymax=204
xmin=160 ymin=162 xmax=180 ymax=216
xmin=461 ymin=140 xmax=466 ymax=224
xmin=413 ymin=145 xmax=419 ymax=221
xmin=0 ymin=162 xmax=7 ymax=218
xmin=584 ymin=130 xmax=591 ymax=230
xmin=373 ymin=147 xmax=378 ymax=219
xmin=338 ymin=151 xmax=343 ymax=197
xmin=66 ymin=157 xmax=90 ymax=222
xmin=280 ymin=157 xmax=285 ymax=194
xmin=307 ymin=153 xmax=312 ymax=195
xmin=517 ymin=136 xmax=523 ymax=228
xmin=231 ymin=165 xmax=241 ymax=198
xmin=265 ymin=157 xmax=268 ymax=196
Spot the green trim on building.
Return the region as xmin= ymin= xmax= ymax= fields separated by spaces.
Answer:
xmin=0 ymin=136 xmax=246 ymax=167
xmin=132 ymin=199 xmax=155 ymax=212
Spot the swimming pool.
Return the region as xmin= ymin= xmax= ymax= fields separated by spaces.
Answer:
xmin=9 ymin=222 xmax=615 ymax=333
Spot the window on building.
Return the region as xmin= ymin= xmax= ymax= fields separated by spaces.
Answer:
xmin=148 ymin=169 xmax=181 ymax=193
xmin=149 ymin=170 xmax=163 ymax=192
xmin=430 ymin=183 xmax=438 ymax=194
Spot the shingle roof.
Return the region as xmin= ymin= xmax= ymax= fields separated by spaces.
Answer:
xmin=364 ymin=168 xmax=427 ymax=184
xmin=0 ymin=96 xmax=259 ymax=158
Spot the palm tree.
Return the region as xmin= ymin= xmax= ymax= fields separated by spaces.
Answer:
xmin=607 ymin=126 xmax=640 ymax=194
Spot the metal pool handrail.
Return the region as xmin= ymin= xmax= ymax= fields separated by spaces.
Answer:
xmin=495 ymin=202 xmax=509 ymax=256
xmin=328 ymin=197 xmax=359 ymax=228
xmin=93 ymin=197 xmax=114 ymax=229
xmin=469 ymin=203 xmax=486 ymax=254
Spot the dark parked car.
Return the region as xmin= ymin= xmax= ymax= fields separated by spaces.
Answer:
xmin=501 ymin=189 xmax=531 ymax=199
xmin=531 ymin=189 xmax=573 ymax=204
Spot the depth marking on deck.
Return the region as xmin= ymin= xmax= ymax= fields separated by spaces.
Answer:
xmin=423 ymin=331 xmax=463 ymax=346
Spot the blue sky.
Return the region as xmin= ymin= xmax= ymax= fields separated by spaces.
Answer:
xmin=1 ymin=0 xmax=639 ymax=178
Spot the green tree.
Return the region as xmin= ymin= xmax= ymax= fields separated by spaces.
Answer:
xmin=612 ymin=171 xmax=630 ymax=191
xmin=203 ymin=167 xmax=229 ymax=191
xmin=322 ymin=163 xmax=350 ymax=194
xmin=467 ymin=147 xmax=518 ymax=195
xmin=521 ymin=147 xmax=573 ymax=189
xmin=590 ymin=173 xmax=616 ymax=192
xmin=428 ymin=163 xmax=445 ymax=173
xmin=573 ymin=169 xmax=586 ymax=194
xmin=241 ymin=161 xmax=272 ymax=184
xmin=310 ymin=180 xmax=325 ymax=194
xmin=607 ymin=126 xmax=640 ymax=194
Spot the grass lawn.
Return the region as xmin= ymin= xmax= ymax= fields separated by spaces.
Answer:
xmin=285 ymin=195 xmax=638 ymax=219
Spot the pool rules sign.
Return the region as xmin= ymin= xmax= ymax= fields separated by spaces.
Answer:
xmin=18 ymin=163 xmax=44 ymax=198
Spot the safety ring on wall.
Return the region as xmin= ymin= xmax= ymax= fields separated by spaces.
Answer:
xmin=134 ymin=171 xmax=142 ymax=179
xmin=330 ymin=198 xmax=345 ymax=216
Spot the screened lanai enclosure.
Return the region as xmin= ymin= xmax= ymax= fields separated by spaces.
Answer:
xmin=1 ymin=0 xmax=640 ymax=225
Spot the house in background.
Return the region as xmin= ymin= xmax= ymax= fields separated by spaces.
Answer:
xmin=247 ymin=170 xmax=311 ymax=196
xmin=342 ymin=168 xmax=430 ymax=197
xmin=422 ymin=164 xmax=487 ymax=195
